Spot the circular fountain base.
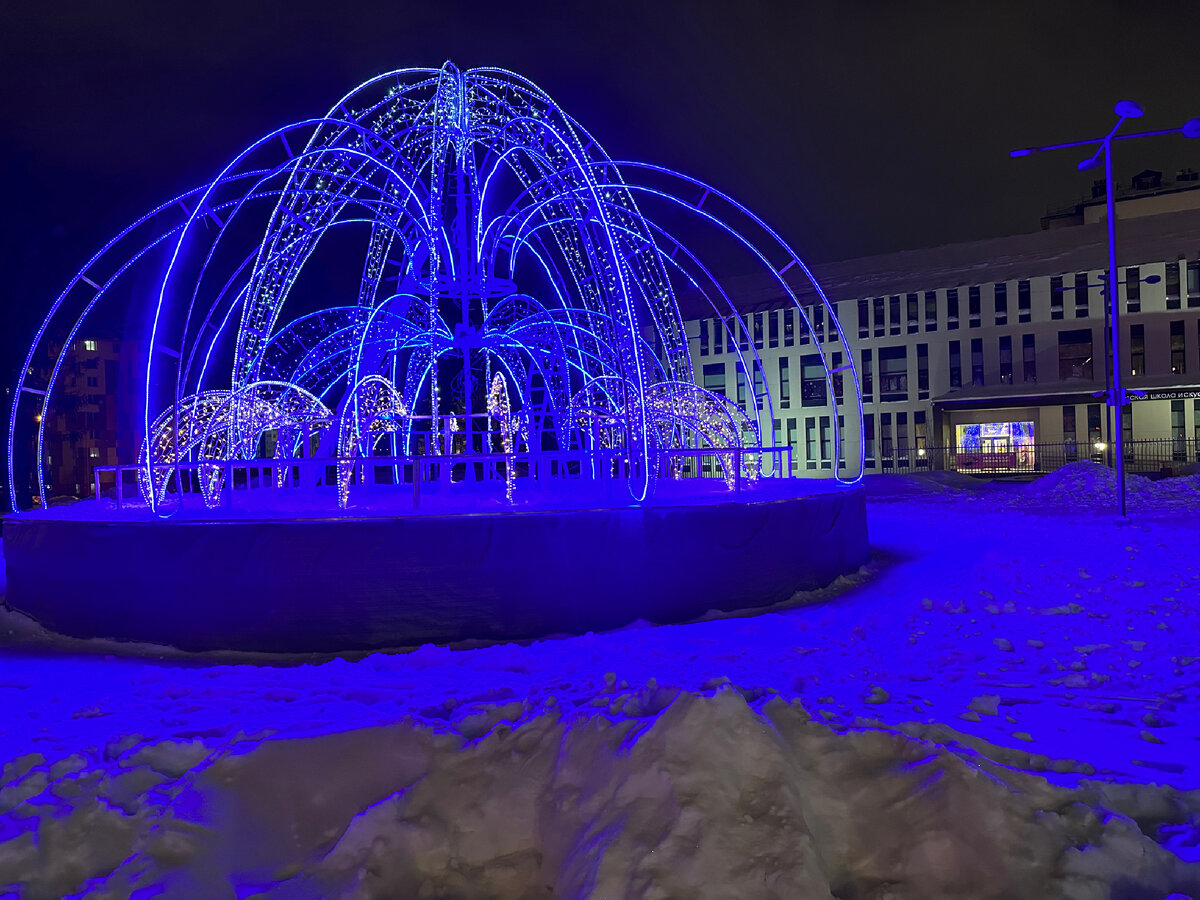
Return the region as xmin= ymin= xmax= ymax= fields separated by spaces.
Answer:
xmin=2 ymin=482 xmax=867 ymax=652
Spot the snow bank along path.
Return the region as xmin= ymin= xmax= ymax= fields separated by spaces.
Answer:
xmin=1 ymin=462 xmax=1199 ymax=897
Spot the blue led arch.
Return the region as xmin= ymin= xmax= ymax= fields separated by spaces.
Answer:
xmin=7 ymin=62 xmax=862 ymax=513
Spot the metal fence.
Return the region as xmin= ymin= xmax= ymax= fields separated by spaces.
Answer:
xmin=867 ymin=438 xmax=1200 ymax=477
xmin=92 ymin=446 xmax=796 ymax=509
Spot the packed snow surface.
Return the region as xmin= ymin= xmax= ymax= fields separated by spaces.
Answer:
xmin=1 ymin=460 xmax=1199 ymax=898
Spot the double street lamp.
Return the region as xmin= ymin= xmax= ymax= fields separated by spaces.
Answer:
xmin=1011 ymin=104 xmax=1200 ymax=516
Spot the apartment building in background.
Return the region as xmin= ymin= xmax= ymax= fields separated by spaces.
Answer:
xmin=679 ymin=173 xmax=1200 ymax=475
xmin=34 ymin=338 xmax=139 ymax=498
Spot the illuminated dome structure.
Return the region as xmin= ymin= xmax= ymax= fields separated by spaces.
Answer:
xmin=4 ymin=64 xmax=868 ymax=651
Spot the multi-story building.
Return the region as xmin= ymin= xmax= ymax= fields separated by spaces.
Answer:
xmin=37 ymin=338 xmax=139 ymax=498
xmin=680 ymin=178 xmax=1200 ymax=476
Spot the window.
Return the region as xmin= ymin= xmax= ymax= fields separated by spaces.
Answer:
xmin=971 ymin=338 xmax=984 ymax=386
xmin=1022 ymin=334 xmax=1036 ymax=383
xmin=1059 ymin=329 xmax=1093 ymax=380
xmin=861 ymin=349 xmax=873 ymax=400
xmin=753 ymin=313 xmax=764 ymax=349
xmin=773 ymin=418 xmax=782 ymax=446
xmin=782 ymin=308 xmax=794 ymax=347
xmin=1018 ymin=280 xmax=1031 ymax=323
xmin=863 ymin=414 xmax=876 ymax=468
xmin=712 ymin=319 xmax=724 ymax=355
xmin=738 ymin=318 xmax=749 ymax=351
xmin=907 ymin=293 xmax=919 ymax=334
xmin=924 ymin=291 xmax=937 ymax=331
xmin=88 ymin=447 xmax=100 ymax=459
xmin=915 ymin=411 xmax=928 ymax=455
xmin=702 ymin=362 xmax=726 ymax=396
xmin=968 ymin=286 xmax=981 ymax=327
xmin=1130 ymin=324 xmax=1145 ymax=375
xmin=768 ymin=311 xmax=779 ymax=348
xmin=879 ymin=346 xmax=908 ymax=401
xmin=1170 ymin=320 xmax=1185 ymax=373
xmin=805 ymin=417 xmax=817 ymax=470
xmin=737 ymin=368 xmax=747 ymax=406
xmin=1122 ymin=405 xmax=1133 ymax=449
xmin=1189 ymin=260 xmax=1200 ymax=307
xmin=1074 ymin=273 xmax=1090 ymax=317
xmin=1063 ymin=406 xmax=1077 ymax=453
xmin=994 ymin=282 xmax=1008 ymax=326
xmin=801 ymin=355 xmax=826 ymax=405
xmin=699 ymin=319 xmax=709 ymax=356
xmin=787 ymin=418 xmax=798 ymax=470
xmin=880 ymin=413 xmax=893 ymax=463
xmin=1195 ymin=400 xmax=1200 ymax=451
xmin=83 ymin=340 xmax=97 ymax=352
xmin=753 ymin=365 xmax=765 ymax=410
xmin=917 ymin=343 xmax=929 ymax=397
xmin=1125 ymin=267 xmax=1140 ymax=313
xmin=1172 ymin=401 xmax=1186 ymax=458
xmin=832 ymin=352 xmax=844 ymax=402
xmin=949 ymin=340 xmax=962 ymax=388
xmin=857 ymin=299 xmax=870 ymax=339
xmin=1050 ymin=276 xmax=1064 ymax=319
xmin=896 ymin=412 xmax=909 ymax=461
xmin=86 ymin=376 xmax=99 ymax=387
xmin=1087 ymin=403 xmax=1102 ymax=445
xmin=813 ymin=305 xmax=825 ymax=343
xmin=889 ymin=296 xmax=901 ymax=335
xmin=999 ymin=335 xmax=1013 ymax=384
xmin=873 ymin=297 xmax=885 ymax=338
xmin=819 ymin=416 xmax=831 ymax=468
xmin=778 ymin=357 xmax=790 ymax=409
xmin=947 ymin=288 xmax=959 ymax=330
xmin=1167 ymin=262 xmax=1182 ymax=309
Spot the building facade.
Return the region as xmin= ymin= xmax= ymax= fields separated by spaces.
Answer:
xmin=681 ymin=187 xmax=1200 ymax=477
xmin=36 ymin=338 xmax=139 ymax=499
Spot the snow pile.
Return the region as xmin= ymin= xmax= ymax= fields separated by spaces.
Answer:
xmin=1017 ymin=459 xmax=1200 ymax=511
xmin=863 ymin=469 xmax=989 ymax=500
xmin=1 ymin=689 xmax=1198 ymax=899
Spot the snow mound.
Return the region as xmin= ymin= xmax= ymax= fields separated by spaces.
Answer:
xmin=863 ymin=469 xmax=987 ymax=499
xmin=1 ymin=690 xmax=1198 ymax=899
xmin=1021 ymin=460 xmax=1200 ymax=510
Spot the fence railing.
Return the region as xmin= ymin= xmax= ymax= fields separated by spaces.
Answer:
xmin=92 ymin=445 xmax=795 ymax=509
xmin=865 ymin=438 xmax=1200 ymax=476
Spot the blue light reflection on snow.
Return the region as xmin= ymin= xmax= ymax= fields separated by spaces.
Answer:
xmin=1 ymin=479 xmax=1197 ymax=795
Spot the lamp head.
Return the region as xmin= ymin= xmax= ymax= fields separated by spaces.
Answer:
xmin=1010 ymin=148 xmax=1036 ymax=158
xmin=1183 ymin=118 xmax=1200 ymax=139
xmin=1077 ymin=157 xmax=1102 ymax=172
xmin=1114 ymin=100 xmax=1144 ymax=119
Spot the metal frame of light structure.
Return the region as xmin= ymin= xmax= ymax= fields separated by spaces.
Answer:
xmin=1012 ymin=104 xmax=1200 ymax=516
xmin=7 ymin=62 xmax=865 ymax=514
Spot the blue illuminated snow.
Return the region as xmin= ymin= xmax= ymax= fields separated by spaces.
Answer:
xmin=1 ymin=468 xmax=1197 ymax=786
xmin=1 ymin=464 xmax=1199 ymax=894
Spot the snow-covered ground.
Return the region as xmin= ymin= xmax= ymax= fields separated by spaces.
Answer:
xmin=1 ymin=461 xmax=1199 ymax=898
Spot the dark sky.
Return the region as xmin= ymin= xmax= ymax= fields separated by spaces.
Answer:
xmin=3 ymin=0 xmax=1199 ymax=378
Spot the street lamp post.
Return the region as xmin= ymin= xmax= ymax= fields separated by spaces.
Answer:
xmin=1012 ymin=104 xmax=1200 ymax=516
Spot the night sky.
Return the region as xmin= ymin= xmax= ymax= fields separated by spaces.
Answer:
xmin=3 ymin=0 xmax=1199 ymax=380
